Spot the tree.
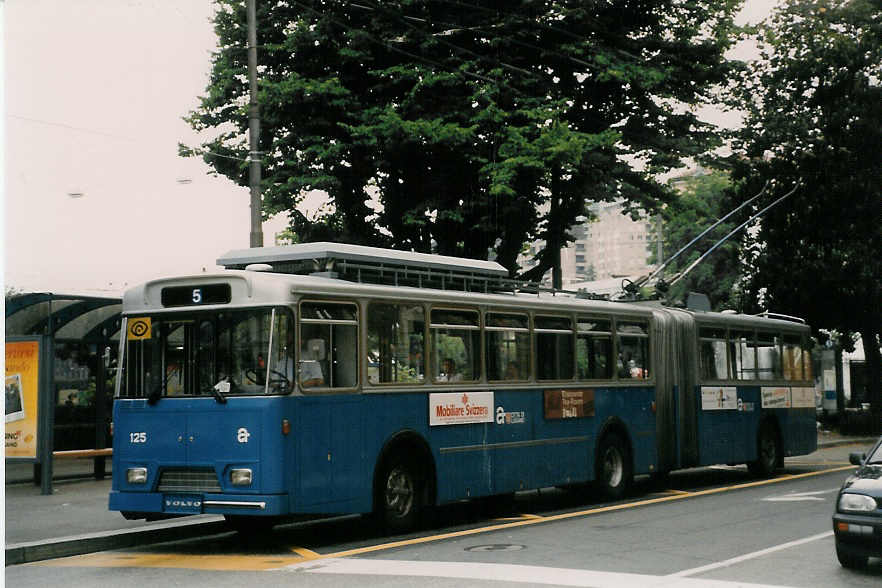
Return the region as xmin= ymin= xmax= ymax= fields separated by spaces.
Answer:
xmin=185 ymin=0 xmax=740 ymax=280
xmin=650 ymin=169 xmax=744 ymax=309
xmin=728 ymin=0 xmax=882 ymax=427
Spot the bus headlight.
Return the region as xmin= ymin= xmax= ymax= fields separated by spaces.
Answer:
xmin=838 ymin=493 xmax=877 ymax=513
xmin=127 ymin=467 xmax=148 ymax=484
xmin=230 ymin=468 xmax=253 ymax=486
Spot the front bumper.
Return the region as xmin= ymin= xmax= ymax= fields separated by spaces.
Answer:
xmin=833 ymin=512 xmax=882 ymax=558
xmin=109 ymin=491 xmax=289 ymax=518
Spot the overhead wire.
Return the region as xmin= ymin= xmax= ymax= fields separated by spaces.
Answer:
xmin=668 ymin=180 xmax=803 ymax=287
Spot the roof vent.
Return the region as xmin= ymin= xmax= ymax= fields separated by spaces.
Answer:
xmin=244 ymin=263 xmax=274 ymax=272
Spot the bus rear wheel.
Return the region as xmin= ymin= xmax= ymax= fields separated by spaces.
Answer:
xmin=596 ymin=433 xmax=632 ymax=500
xmin=748 ymin=423 xmax=780 ymax=478
xmin=378 ymin=456 xmax=424 ymax=533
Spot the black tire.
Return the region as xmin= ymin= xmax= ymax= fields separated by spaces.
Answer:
xmin=596 ymin=432 xmax=632 ymax=500
xmin=748 ymin=422 xmax=780 ymax=478
xmin=835 ymin=539 xmax=868 ymax=569
xmin=377 ymin=455 xmax=424 ymax=534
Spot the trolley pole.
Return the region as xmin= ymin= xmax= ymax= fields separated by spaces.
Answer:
xmin=247 ymin=0 xmax=263 ymax=248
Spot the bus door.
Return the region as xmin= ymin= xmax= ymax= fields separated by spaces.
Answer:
xmin=296 ymin=395 xmax=364 ymax=508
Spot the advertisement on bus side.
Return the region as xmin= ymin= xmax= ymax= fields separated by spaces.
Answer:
xmin=429 ymin=391 xmax=494 ymax=426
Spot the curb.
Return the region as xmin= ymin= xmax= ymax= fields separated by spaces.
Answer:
xmin=5 ymin=517 xmax=229 ymax=566
xmin=816 ymin=437 xmax=877 ymax=449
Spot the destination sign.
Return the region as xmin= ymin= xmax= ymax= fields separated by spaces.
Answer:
xmin=161 ymin=284 xmax=231 ymax=307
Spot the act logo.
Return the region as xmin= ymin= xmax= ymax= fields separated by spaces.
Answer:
xmin=237 ymin=427 xmax=251 ymax=443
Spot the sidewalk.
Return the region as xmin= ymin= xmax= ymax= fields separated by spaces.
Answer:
xmin=4 ymin=431 xmax=879 ymax=566
xmin=4 ymin=461 xmax=226 ymax=565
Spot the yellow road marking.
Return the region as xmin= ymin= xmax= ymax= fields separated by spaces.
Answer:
xmin=493 ymin=513 xmax=544 ymax=522
xmin=656 ymin=489 xmax=691 ymax=496
xmin=291 ymin=546 xmax=320 ymax=559
xmin=38 ymin=465 xmax=854 ymax=571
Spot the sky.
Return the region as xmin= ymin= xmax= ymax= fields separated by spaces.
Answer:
xmin=2 ymin=0 xmax=776 ymax=295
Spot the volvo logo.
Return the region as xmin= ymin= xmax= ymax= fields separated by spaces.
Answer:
xmin=165 ymin=499 xmax=202 ymax=508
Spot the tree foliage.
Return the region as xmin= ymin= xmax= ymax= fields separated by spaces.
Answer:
xmin=185 ymin=0 xmax=740 ymax=278
xmin=651 ymin=169 xmax=743 ymax=309
xmin=728 ymin=0 xmax=882 ymax=423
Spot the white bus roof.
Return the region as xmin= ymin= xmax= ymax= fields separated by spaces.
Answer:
xmin=217 ymin=242 xmax=509 ymax=278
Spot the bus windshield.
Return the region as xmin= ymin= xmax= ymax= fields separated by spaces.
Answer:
xmin=118 ymin=307 xmax=293 ymax=399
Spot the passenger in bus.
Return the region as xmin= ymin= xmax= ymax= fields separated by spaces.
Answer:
xmin=438 ymin=358 xmax=462 ymax=382
xmin=300 ymin=360 xmax=324 ymax=387
xmin=299 ymin=338 xmax=325 ymax=387
xmin=617 ymin=352 xmax=632 ymax=378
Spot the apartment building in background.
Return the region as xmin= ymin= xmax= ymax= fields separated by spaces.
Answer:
xmin=520 ymin=200 xmax=656 ymax=288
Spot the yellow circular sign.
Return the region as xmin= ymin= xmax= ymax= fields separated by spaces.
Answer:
xmin=128 ymin=317 xmax=152 ymax=340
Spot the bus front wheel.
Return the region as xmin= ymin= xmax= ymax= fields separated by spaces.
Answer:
xmin=378 ymin=456 xmax=424 ymax=533
xmin=596 ymin=433 xmax=632 ymax=500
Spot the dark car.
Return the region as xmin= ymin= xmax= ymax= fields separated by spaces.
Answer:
xmin=833 ymin=436 xmax=882 ymax=569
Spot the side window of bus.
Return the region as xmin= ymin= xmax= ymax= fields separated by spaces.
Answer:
xmin=299 ymin=302 xmax=358 ymax=390
xmin=535 ymin=316 xmax=574 ymax=381
xmin=616 ymin=320 xmax=650 ymax=379
xmin=431 ymin=309 xmax=480 ymax=383
xmin=576 ymin=317 xmax=612 ymax=379
xmin=367 ymin=302 xmax=425 ymax=384
xmin=801 ymin=339 xmax=814 ymax=380
xmin=782 ymin=335 xmax=804 ymax=381
xmin=756 ymin=332 xmax=781 ymax=380
xmin=699 ymin=327 xmax=729 ymax=381
xmin=730 ymin=330 xmax=756 ymax=380
xmin=486 ymin=313 xmax=530 ymax=381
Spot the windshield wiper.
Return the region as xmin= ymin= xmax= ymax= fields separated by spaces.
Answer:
xmin=147 ymin=386 xmax=162 ymax=405
xmin=211 ymin=378 xmax=230 ymax=404
xmin=147 ymin=376 xmax=168 ymax=405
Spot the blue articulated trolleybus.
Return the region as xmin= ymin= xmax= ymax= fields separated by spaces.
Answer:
xmin=109 ymin=243 xmax=817 ymax=532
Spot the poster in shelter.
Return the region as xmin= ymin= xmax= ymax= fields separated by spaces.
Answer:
xmin=5 ymin=340 xmax=41 ymax=458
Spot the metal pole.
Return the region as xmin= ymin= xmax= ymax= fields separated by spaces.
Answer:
xmin=655 ymin=215 xmax=663 ymax=267
xmin=669 ymin=180 xmax=801 ymax=287
xmin=247 ymin=0 xmax=263 ymax=248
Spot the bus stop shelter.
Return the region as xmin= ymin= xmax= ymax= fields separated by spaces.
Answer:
xmin=5 ymin=292 xmax=122 ymax=494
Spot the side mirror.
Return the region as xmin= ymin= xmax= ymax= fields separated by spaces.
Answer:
xmin=849 ymin=452 xmax=866 ymax=466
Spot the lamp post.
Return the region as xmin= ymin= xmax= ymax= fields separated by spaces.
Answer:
xmin=247 ymin=0 xmax=263 ymax=248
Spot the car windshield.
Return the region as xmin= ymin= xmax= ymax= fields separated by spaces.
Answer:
xmin=865 ymin=440 xmax=882 ymax=464
xmin=118 ymin=308 xmax=293 ymax=398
